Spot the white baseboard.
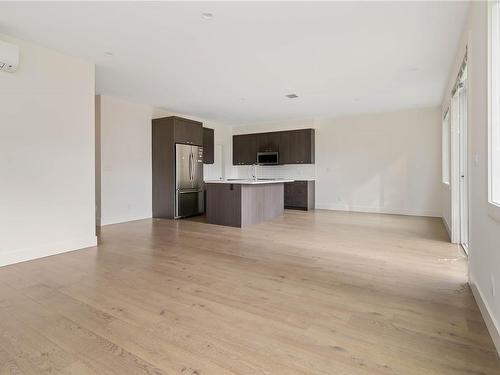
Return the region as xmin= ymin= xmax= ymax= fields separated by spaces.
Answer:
xmin=100 ymin=214 xmax=152 ymax=226
xmin=470 ymin=277 xmax=500 ymax=357
xmin=0 ymin=235 xmax=97 ymax=268
xmin=442 ymin=217 xmax=451 ymax=240
xmin=315 ymin=204 xmax=441 ymax=218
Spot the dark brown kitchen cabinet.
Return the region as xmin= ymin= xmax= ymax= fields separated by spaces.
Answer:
xmin=152 ymin=116 xmax=203 ymax=219
xmin=233 ymin=134 xmax=258 ymax=165
xmin=289 ymin=129 xmax=315 ymax=164
xmin=232 ymin=128 xmax=315 ymax=165
xmin=278 ymin=129 xmax=315 ymax=164
xmin=257 ymin=132 xmax=280 ymax=153
xmin=173 ymin=116 xmax=203 ymax=145
xmin=203 ymin=127 xmax=214 ymax=164
xmin=278 ymin=131 xmax=292 ymax=164
xmin=284 ymin=180 xmax=315 ymax=210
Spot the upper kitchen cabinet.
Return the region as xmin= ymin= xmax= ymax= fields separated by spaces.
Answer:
xmin=172 ymin=116 xmax=203 ymax=145
xmin=232 ymin=128 xmax=315 ymax=165
xmin=278 ymin=129 xmax=316 ymax=165
xmin=203 ymin=127 xmax=214 ymax=164
xmin=278 ymin=131 xmax=292 ymax=164
xmin=257 ymin=131 xmax=280 ymax=153
xmin=288 ymin=129 xmax=315 ymax=164
xmin=233 ymin=134 xmax=257 ymax=165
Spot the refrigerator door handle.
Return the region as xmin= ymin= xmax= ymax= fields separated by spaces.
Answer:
xmin=178 ymin=189 xmax=202 ymax=194
xmin=191 ymin=151 xmax=195 ymax=182
xmin=188 ymin=152 xmax=192 ymax=181
xmin=191 ymin=151 xmax=195 ymax=181
xmin=191 ymin=151 xmax=196 ymax=183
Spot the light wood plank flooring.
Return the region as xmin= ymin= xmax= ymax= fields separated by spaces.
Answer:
xmin=0 ymin=210 xmax=498 ymax=375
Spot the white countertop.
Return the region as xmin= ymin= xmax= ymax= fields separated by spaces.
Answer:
xmin=205 ymin=179 xmax=294 ymax=185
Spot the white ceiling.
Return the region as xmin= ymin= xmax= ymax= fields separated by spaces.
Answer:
xmin=0 ymin=2 xmax=468 ymax=125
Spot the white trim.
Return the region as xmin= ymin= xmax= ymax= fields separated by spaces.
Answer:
xmin=442 ymin=217 xmax=451 ymax=240
xmin=442 ymin=112 xmax=451 ymax=184
xmin=470 ymin=277 xmax=500 ymax=357
xmin=0 ymin=235 xmax=97 ymax=268
xmin=450 ymin=87 xmax=461 ymax=243
xmin=487 ymin=201 xmax=500 ymax=223
xmin=459 ymin=69 xmax=470 ymax=250
xmin=315 ymin=204 xmax=440 ymax=218
xmin=488 ymin=0 xmax=493 ymax=205
xmin=100 ymin=215 xmax=152 ymax=226
xmin=488 ymin=0 xmax=500 ymax=219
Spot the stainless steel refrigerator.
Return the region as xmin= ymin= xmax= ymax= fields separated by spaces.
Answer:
xmin=175 ymin=144 xmax=204 ymax=218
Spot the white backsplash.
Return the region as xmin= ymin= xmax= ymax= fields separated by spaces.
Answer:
xmin=203 ymin=163 xmax=222 ymax=181
xmin=235 ymin=164 xmax=316 ymax=180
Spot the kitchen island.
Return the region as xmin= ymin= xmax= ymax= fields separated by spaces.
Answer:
xmin=205 ymin=179 xmax=294 ymax=227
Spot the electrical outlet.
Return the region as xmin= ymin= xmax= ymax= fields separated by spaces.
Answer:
xmin=491 ymin=275 xmax=496 ymax=297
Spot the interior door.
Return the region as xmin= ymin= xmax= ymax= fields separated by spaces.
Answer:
xmin=458 ymin=79 xmax=469 ymax=252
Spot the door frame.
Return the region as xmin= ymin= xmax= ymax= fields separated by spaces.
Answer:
xmin=458 ymin=76 xmax=469 ymax=251
xmin=450 ymin=64 xmax=469 ymax=251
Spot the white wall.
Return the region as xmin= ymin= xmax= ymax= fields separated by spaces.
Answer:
xmin=0 ymin=34 xmax=96 ymax=266
xmin=96 ymin=95 xmax=153 ymax=225
xmin=441 ymin=2 xmax=500 ymax=353
xmin=233 ymin=107 xmax=442 ymax=217
xmin=95 ymin=96 xmax=234 ymax=226
xmin=316 ymin=108 xmax=441 ymax=216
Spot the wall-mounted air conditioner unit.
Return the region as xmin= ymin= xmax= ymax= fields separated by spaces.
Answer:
xmin=0 ymin=40 xmax=19 ymax=73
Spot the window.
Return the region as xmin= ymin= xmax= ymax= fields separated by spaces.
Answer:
xmin=489 ymin=1 xmax=500 ymax=208
xmin=442 ymin=111 xmax=450 ymax=184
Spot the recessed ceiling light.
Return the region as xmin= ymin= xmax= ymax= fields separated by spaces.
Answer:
xmin=285 ymin=94 xmax=299 ymax=99
xmin=201 ymin=12 xmax=213 ymax=20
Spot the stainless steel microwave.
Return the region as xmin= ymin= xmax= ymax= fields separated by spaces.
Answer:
xmin=257 ymin=151 xmax=279 ymax=165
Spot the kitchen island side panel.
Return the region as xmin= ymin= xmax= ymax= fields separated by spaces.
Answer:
xmin=206 ymin=183 xmax=242 ymax=227
xmin=241 ymin=184 xmax=284 ymax=227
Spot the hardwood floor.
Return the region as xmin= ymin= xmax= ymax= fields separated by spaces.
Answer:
xmin=0 ymin=210 xmax=498 ymax=374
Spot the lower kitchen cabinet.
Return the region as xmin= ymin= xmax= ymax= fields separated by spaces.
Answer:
xmin=284 ymin=180 xmax=315 ymax=210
